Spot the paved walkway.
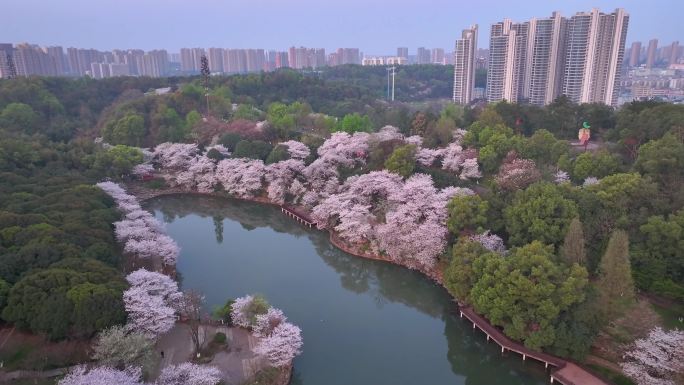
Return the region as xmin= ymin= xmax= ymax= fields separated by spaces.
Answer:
xmin=154 ymin=323 xmax=268 ymax=385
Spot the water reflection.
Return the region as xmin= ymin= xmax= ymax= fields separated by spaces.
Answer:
xmin=145 ymin=195 xmax=547 ymax=385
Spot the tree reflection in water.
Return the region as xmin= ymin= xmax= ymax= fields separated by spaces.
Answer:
xmin=145 ymin=195 xmax=548 ymax=385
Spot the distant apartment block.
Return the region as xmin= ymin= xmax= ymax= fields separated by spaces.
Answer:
xmin=485 ymin=8 xmax=628 ymax=106
xmin=362 ymin=56 xmax=407 ymax=66
xmin=453 ymin=25 xmax=478 ymax=104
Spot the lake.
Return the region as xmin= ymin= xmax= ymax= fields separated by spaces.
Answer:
xmin=147 ymin=194 xmax=548 ymax=385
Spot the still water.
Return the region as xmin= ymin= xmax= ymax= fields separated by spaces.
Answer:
xmin=147 ymin=195 xmax=548 ymax=385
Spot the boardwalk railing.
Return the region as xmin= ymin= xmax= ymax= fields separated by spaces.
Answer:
xmin=281 ymin=205 xmax=314 ymax=228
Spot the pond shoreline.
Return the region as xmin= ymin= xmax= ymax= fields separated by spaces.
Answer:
xmin=128 ymin=181 xmax=613 ymax=385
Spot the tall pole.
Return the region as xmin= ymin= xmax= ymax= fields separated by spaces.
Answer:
xmin=386 ymin=67 xmax=391 ymax=100
xmin=391 ymin=66 xmax=396 ymax=102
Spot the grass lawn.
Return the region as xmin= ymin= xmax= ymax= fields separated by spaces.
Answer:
xmin=588 ymin=364 xmax=636 ymax=385
xmin=651 ymin=301 xmax=684 ymax=331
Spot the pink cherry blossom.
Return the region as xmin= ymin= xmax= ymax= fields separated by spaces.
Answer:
xmin=253 ymin=307 xmax=287 ymax=338
xmin=230 ymin=295 xmax=256 ymax=328
xmin=621 ymin=327 xmax=684 ymax=385
xmin=495 ymin=156 xmax=541 ymax=191
xmin=123 ymin=269 xmax=181 ymax=338
xmin=254 ymin=322 xmax=303 ymax=368
xmin=215 ymin=158 xmax=265 ymax=198
xmin=469 ymin=231 xmax=506 ymax=253
xmin=156 ymin=363 xmax=222 ymax=385
xmin=280 ymin=140 xmax=311 ymax=160
xmin=459 ymin=158 xmax=482 ymax=180
xmin=58 ymin=366 xmax=142 ymax=385
xmin=153 ymin=143 xmax=199 ymax=170
xmin=265 ymin=159 xmax=305 ymax=204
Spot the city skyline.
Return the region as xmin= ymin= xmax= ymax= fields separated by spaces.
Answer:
xmin=2 ymin=0 xmax=682 ymax=54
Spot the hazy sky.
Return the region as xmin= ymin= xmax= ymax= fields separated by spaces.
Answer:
xmin=4 ymin=0 xmax=682 ymax=54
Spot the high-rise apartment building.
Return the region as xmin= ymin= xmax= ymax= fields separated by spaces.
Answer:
xmin=207 ymin=48 xmax=225 ymax=73
xmin=485 ymin=19 xmax=530 ymax=103
xmin=336 ymin=48 xmax=360 ymax=65
xmin=288 ymin=47 xmax=326 ymax=69
xmin=561 ymin=8 xmax=628 ymax=105
xmin=180 ymin=48 xmax=204 ymax=73
xmin=527 ymin=12 xmax=566 ymax=105
xmin=397 ymin=47 xmax=408 ymax=59
xmin=0 ymin=44 xmax=15 ymax=79
xmin=431 ymin=48 xmax=445 ymax=64
xmin=453 ymin=25 xmax=478 ymax=104
xmin=646 ymin=39 xmax=658 ymax=68
xmin=274 ymin=52 xmax=289 ymax=68
xmin=668 ymin=41 xmax=680 ymax=65
xmin=416 ymin=47 xmax=431 ymax=64
xmin=629 ymin=41 xmax=641 ymax=67
xmin=486 ymin=8 xmax=628 ymax=106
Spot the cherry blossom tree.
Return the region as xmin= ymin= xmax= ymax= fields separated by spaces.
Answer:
xmin=265 ymin=159 xmax=305 ymax=204
xmin=123 ymin=269 xmax=181 ymax=338
xmin=441 ymin=142 xmax=464 ymax=172
xmin=280 ymin=140 xmax=310 ymax=160
xmin=174 ymin=155 xmax=217 ymax=193
xmin=469 ymin=231 xmax=506 ymax=253
xmin=554 ymin=170 xmax=570 ymax=184
xmin=459 ymin=158 xmax=482 ymax=180
xmin=317 ymin=132 xmax=369 ymax=167
xmin=376 ymin=174 xmax=464 ymax=268
xmin=230 ymin=295 xmax=256 ymax=328
xmin=311 ymin=171 xmax=403 ymax=243
xmin=253 ymin=307 xmax=287 ymax=338
xmin=416 ymin=147 xmax=445 ymax=167
xmin=156 ymin=362 xmax=222 ymax=385
xmin=405 ymin=135 xmax=423 ymax=147
xmin=98 ymin=182 xmax=180 ymax=265
xmin=583 ymin=177 xmax=599 ymax=186
xmin=254 ymin=322 xmax=303 ymax=368
xmin=215 ymin=158 xmax=265 ymax=198
xmin=495 ymin=155 xmax=541 ymax=191
xmin=621 ymin=327 xmax=684 ymax=385
xmin=153 ymin=143 xmax=199 ymax=171
xmin=373 ymin=126 xmax=404 ymax=142
xmin=132 ymin=163 xmax=155 ymax=178
xmin=58 ymin=366 xmax=142 ymax=385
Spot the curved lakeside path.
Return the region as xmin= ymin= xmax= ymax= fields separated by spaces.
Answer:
xmin=127 ymin=181 xmax=613 ymax=385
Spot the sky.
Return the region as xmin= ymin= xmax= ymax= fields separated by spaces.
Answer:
xmin=3 ymin=0 xmax=682 ymax=54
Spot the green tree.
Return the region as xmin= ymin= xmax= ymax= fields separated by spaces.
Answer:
xmin=185 ymin=110 xmax=202 ymax=129
xmin=102 ymin=113 xmax=146 ymax=146
xmin=596 ymin=230 xmax=635 ymax=316
xmin=338 ymin=113 xmax=372 ymax=134
xmin=265 ymin=144 xmax=291 ymax=164
xmin=423 ymin=116 xmax=455 ymax=148
xmin=0 ymin=102 xmax=41 ymax=134
xmin=634 ymin=133 xmax=684 ymax=188
xmin=470 ymin=241 xmax=588 ymax=349
xmin=0 ymin=279 xmax=10 ymax=312
xmin=632 ymin=211 xmax=684 ymax=300
xmin=213 ymin=299 xmax=235 ymax=325
xmin=92 ymin=145 xmax=144 ymax=178
xmin=219 ymin=132 xmax=243 ymax=151
xmin=504 ymin=183 xmax=578 ymax=247
xmin=447 ymin=194 xmax=489 ymax=235
xmin=2 ymin=258 xmax=126 ymax=340
xmin=444 ymin=239 xmax=491 ymax=302
xmin=572 ymin=151 xmax=620 ymax=181
xmin=157 ymin=107 xmax=187 ymax=142
xmin=560 ymin=218 xmax=586 ymax=265
xmin=384 ymin=144 xmax=416 ymax=178
xmin=551 ymin=287 xmax=604 ymax=360
xmin=233 ymin=140 xmax=273 ymax=161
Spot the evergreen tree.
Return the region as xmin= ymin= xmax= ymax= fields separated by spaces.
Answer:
xmin=597 ymin=230 xmax=635 ymax=316
xmin=560 ymin=217 xmax=586 ymax=265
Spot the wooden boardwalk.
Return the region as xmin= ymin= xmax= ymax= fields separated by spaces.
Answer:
xmin=281 ymin=205 xmax=314 ymax=227
xmin=458 ymin=306 xmax=610 ymax=385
